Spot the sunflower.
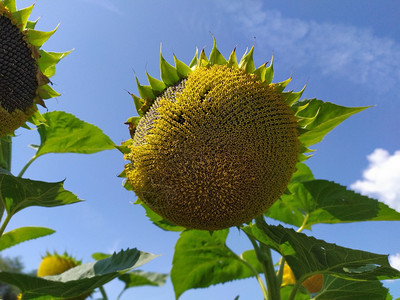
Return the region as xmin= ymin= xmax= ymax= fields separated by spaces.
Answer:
xmin=123 ymin=38 xmax=309 ymax=230
xmin=0 ymin=0 xmax=70 ymax=137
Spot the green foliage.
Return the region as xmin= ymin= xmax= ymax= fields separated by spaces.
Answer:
xmin=171 ymin=229 xmax=263 ymax=299
xmin=0 ymin=227 xmax=55 ymax=251
xmin=0 ymin=248 xmax=158 ymax=299
xmin=35 ymin=111 xmax=115 ymax=156
xmin=0 ymin=175 xmax=81 ymax=216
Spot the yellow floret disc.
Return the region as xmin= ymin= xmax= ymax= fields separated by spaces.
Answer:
xmin=125 ymin=65 xmax=299 ymax=230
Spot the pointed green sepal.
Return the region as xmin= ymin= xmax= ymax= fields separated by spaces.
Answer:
xmin=26 ymin=24 xmax=59 ymax=48
xmin=135 ymin=76 xmax=156 ymax=100
xmin=298 ymin=107 xmax=320 ymax=128
xmin=38 ymin=50 xmax=73 ymax=78
xmin=238 ymin=46 xmax=255 ymax=73
xmin=254 ymin=57 xmax=274 ymax=84
xmin=174 ymin=55 xmax=192 ymax=78
xmin=26 ymin=18 xmax=39 ymax=29
xmin=117 ymin=139 xmax=133 ymax=155
xmin=11 ymin=4 xmax=34 ymax=30
xmin=146 ymin=72 xmax=167 ymax=93
xmin=160 ymin=46 xmax=180 ymax=86
xmin=129 ymin=93 xmax=145 ymax=117
xmin=283 ymin=84 xmax=306 ymax=106
xmin=273 ymin=76 xmax=292 ymax=93
xmin=189 ymin=47 xmax=199 ymax=68
xmin=208 ymin=37 xmax=227 ymax=66
xmin=125 ymin=116 xmax=142 ymax=139
xmin=293 ymin=102 xmax=310 ymax=116
xmin=3 ymin=0 xmax=16 ymax=12
xmin=198 ymin=48 xmax=209 ymax=67
xmin=37 ymin=84 xmax=60 ymax=99
xmin=27 ymin=110 xmax=47 ymax=127
xmin=227 ymin=48 xmax=239 ymax=68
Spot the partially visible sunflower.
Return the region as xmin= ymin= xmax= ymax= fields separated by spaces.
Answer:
xmin=122 ymin=38 xmax=312 ymax=230
xmin=0 ymin=0 xmax=70 ymax=137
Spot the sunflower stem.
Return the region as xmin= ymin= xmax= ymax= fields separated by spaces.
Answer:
xmin=0 ymin=136 xmax=12 ymax=222
xmin=99 ymin=286 xmax=108 ymax=300
xmin=0 ymin=213 xmax=12 ymax=239
xmin=17 ymin=154 xmax=39 ymax=178
xmin=229 ymin=245 xmax=269 ymax=299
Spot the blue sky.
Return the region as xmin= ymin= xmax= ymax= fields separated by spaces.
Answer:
xmin=4 ymin=0 xmax=400 ymax=299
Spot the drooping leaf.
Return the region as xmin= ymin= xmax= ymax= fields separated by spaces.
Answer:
xmin=35 ymin=111 xmax=115 ymax=157
xmin=245 ymin=223 xmax=400 ymax=283
xmin=0 ymin=227 xmax=55 ymax=251
xmin=0 ymin=248 xmax=158 ymax=299
xmin=295 ymin=99 xmax=369 ymax=147
xmin=171 ymin=229 xmax=263 ymax=299
xmin=315 ymin=275 xmax=391 ymax=300
xmin=0 ymin=174 xmax=81 ymax=215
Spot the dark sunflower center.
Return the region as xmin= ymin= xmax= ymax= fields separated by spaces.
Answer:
xmin=0 ymin=15 xmax=38 ymax=112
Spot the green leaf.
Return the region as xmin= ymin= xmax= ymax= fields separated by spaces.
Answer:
xmin=188 ymin=47 xmax=199 ymax=68
xmin=119 ymin=270 xmax=168 ymax=288
xmin=267 ymin=179 xmax=400 ymax=228
xmin=315 ymin=275 xmax=391 ymax=300
xmin=91 ymin=252 xmax=111 ymax=260
xmin=141 ymin=202 xmax=185 ymax=232
xmin=0 ymin=174 xmax=81 ymax=215
xmin=38 ymin=50 xmax=72 ymax=78
xmin=3 ymin=0 xmax=16 ymax=12
xmin=171 ymin=229 xmax=263 ymax=299
xmin=35 ymin=111 xmax=115 ymax=157
xmin=246 ymin=223 xmax=400 ymax=282
xmin=26 ymin=25 xmax=59 ymax=48
xmin=0 ymin=248 xmax=158 ymax=299
xmin=135 ymin=76 xmax=156 ymax=100
xmin=295 ymin=99 xmax=369 ymax=147
xmin=280 ymin=285 xmax=309 ymax=300
xmin=0 ymin=226 xmax=55 ymax=251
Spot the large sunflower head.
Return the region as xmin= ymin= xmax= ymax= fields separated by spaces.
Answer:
xmin=0 ymin=0 xmax=70 ymax=137
xmin=123 ymin=38 xmax=307 ymax=230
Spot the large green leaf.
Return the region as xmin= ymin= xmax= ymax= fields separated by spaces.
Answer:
xmin=171 ymin=229 xmax=263 ymax=299
xmin=35 ymin=111 xmax=115 ymax=157
xmin=0 ymin=227 xmax=55 ymax=251
xmin=315 ymin=275 xmax=391 ymax=300
xmin=245 ymin=222 xmax=400 ymax=283
xmin=266 ymin=179 xmax=400 ymax=228
xmin=0 ymin=248 xmax=158 ymax=299
xmin=0 ymin=174 xmax=81 ymax=215
xmin=296 ymin=99 xmax=369 ymax=147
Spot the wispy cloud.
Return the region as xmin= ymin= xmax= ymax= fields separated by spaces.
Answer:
xmin=217 ymin=0 xmax=400 ymax=93
xmin=351 ymin=148 xmax=400 ymax=211
xmin=83 ymin=0 xmax=122 ymax=15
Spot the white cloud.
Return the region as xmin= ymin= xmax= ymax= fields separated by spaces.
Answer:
xmin=217 ymin=0 xmax=400 ymax=93
xmin=389 ymin=253 xmax=400 ymax=271
xmin=351 ymin=148 xmax=400 ymax=211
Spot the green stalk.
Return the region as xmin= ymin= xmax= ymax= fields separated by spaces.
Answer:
xmin=0 ymin=136 xmax=12 ymax=223
xmin=0 ymin=213 xmax=12 ymax=239
xmin=99 ymin=286 xmax=109 ymax=300
xmin=229 ymin=246 xmax=269 ymax=300
xmin=18 ymin=154 xmax=39 ymax=178
xmin=253 ymin=216 xmax=281 ymax=300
